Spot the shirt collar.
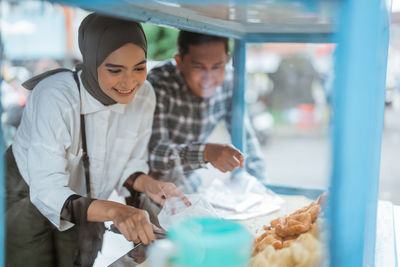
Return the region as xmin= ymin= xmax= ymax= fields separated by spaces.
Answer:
xmin=78 ymin=71 xmax=125 ymax=115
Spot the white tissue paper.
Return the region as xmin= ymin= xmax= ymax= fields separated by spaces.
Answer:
xmin=158 ymin=194 xmax=218 ymax=231
xmin=199 ymin=171 xmax=284 ymax=220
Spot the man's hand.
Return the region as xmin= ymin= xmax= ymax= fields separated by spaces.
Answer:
xmin=203 ymin=143 xmax=245 ymax=173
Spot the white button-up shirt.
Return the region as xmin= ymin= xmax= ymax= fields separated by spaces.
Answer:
xmin=12 ymin=71 xmax=155 ymax=230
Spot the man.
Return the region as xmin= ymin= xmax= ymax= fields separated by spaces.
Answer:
xmin=147 ymin=30 xmax=266 ymax=192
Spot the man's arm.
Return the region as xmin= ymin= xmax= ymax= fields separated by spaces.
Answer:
xmin=148 ymin=84 xmax=207 ymax=175
xmin=148 ymin=70 xmax=245 ymax=176
xmin=149 ymin=96 xmax=245 ymax=175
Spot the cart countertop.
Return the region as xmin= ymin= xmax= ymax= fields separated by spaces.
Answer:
xmin=107 ymin=197 xmax=398 ymax=267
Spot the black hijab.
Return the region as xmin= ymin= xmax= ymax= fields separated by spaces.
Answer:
xmin=22 ymin=13 xmax=147 ymax=106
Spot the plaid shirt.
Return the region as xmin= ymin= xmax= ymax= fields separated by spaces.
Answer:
xmin=147 ymin=60 xmax=266 ymax=187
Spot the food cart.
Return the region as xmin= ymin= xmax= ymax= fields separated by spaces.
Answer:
xmin=0 ymin=0 xmax=396 ymax=266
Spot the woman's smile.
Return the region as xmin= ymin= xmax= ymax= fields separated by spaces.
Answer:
xmin=112 ymin=86 xmax=136 ymax=96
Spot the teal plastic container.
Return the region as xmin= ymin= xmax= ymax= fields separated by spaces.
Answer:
xmin=167 ymin=217 xmax=252 ymax=267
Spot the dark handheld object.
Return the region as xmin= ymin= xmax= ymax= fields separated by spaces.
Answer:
xmin=108 ymin=224 xmax=167 ymax=239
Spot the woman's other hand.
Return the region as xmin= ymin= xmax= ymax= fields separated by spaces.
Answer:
xmin=134 ymin=174 xmax=191 ymax=206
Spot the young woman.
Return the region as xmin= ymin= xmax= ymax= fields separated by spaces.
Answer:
xmin=6 ymin=13 xmax=189 ymax=267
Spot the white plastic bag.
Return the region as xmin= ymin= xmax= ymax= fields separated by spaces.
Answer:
xmin=200 ymin=171 xmax=284 ymax=220
xmin=158 ymin=194 xmax=218 ymax=231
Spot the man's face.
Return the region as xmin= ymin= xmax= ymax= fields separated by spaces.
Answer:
xmin=175 ymin=41 xmax=229 ymax=98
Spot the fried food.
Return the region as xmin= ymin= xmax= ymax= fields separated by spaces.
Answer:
xmin=253 ymin=230 xmax=283 ymax=254
xmin=251 ymin=220 xmax=323 ymax=267
xmin=251 ymin=232 xmax=322 ymax=267
xmin=275 ymin=212 xmax=312 ymax=237
xmin=253 ymin=199 xmax=322 ymax=256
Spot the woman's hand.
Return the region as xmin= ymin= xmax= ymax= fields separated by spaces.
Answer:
xmin=87 ymin=200 xmax=159 ymax=244
xmin=134 ymin=174 xmax=191 ymax=206
xmin=111 ymin=205 xmax=158 ymax=244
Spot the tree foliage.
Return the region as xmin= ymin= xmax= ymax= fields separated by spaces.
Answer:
xmin=142 ymin=23 xmax=179 ymax=61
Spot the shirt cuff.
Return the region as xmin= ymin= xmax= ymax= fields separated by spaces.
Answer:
xmin=123 ymin=172 xmax=145 ymax=192
xmin=60 ymin=194 xmax=96 ymax=225
xmin=185 ymin=143 xmax=207 ymax=168
xmin=118 ymin=159 xmax=149 ymax=196
xmin=123 ymin=172 xmax=144 ymax=207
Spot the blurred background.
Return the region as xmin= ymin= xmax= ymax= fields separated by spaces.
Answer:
xmin=1 ymin=0 xmax=400 ymax=205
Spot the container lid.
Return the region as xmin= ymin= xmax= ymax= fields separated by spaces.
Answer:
xmin=168 ymin=217 xmax=252 ymax=267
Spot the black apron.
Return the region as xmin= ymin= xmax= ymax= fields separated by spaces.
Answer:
xmin=5 ymin=146 xmax=82 ymax=267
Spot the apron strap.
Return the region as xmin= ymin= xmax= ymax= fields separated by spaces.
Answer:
xmin=73 ymin=71 xmax=91 ymax=198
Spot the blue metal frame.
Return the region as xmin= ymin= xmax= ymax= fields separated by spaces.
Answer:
xmin=265 ymin=183 xmax=325 ymax=200
xmin=0 ymin=34 xmax=4 ymax=267
xmin=51 ymin=0 xmax=336 ymax=40
xmin=51 ymin=0 xmax=245 ymax=39
xmin=329 ymin=0 xmax=391 ymax=266
xmin=244 ymin=33 xmax=333 ymax=43
xmin=231 ymin=40 xmax=247 ymax=153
